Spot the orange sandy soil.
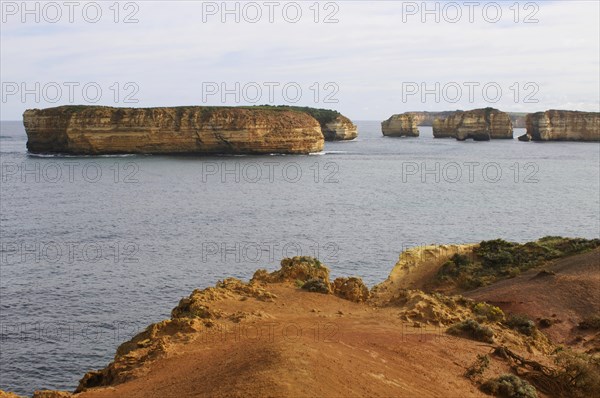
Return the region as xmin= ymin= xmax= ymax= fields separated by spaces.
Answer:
xmin=74 ymin=284 xmax=500 ymax=398
xmin=7 ymin=248 xmax=598 ymax=398
xmin=466 ymin=248 xmax=600 ymax=348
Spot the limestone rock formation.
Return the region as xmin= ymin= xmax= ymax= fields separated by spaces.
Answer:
xmin=252 ymin=257 xmax=331 ymax=285
xmin=0 ymin=391 xmax=25 ymax=398
xmin=332 ymin=277 xmax=370 ymax=302
xmin=518 ymin=133 xmax=532 ymax=142
xmin=381 ymin=113 xmax=420 ymax=137
xmin=23 ymin=106 xmax=324 ymax=155
xmin=321 ymin=114 xmax=358 ymax=141
xmin=432 ymin=108 xmax=513 ymax=140
xmin=32 ymin=392 xmax=73 ymax=398
xmin=402 ymin=111 xmax=525 ymax=128
xmin=524 ymin=110 xmax=600 ymax=141
xmin=282 ymin=106 xmax=357 ymax=141
xmin=371 ymin=244 xmax=477 ymax=303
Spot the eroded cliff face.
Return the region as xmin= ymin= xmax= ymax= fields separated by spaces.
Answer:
xmin=432 ymin=108 xmax=513 ymax=141
xmin=525 ymin=110 xmax=600 ymax=141
xmin=371 ymin=244 xmax=476 ymax=302
xmin=381 ymin=113 xmax=419 ymax=137
xmin=23 ymin=106 xmax=324 ymax=155
xmin=322 ymin=114 xmax=358 ymax=141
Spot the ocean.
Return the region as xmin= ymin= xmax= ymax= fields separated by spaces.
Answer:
xmin=1 ymin=120 xmax=599 ymax=394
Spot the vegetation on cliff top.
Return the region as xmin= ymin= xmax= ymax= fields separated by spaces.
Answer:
xmin=248 ymin=105 xmax=342 ymax=125
xmin=32 ymin=105 xmax=342 ymax=124
xmin=435 ymin=237 xmax=600 ymax=290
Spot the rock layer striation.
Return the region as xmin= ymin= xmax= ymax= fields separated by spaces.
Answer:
xmin=524 ymin=110 xmax=600 ymax=141
xmin=381 ymin=113 xmax=420 ymax=137
xmin=23 ymin=106 xmax=325 ymax=155
xmin=432 ymin=108 xmax=513 ymax=140
xmin=321 ymin=114 xmax=358 ymax=141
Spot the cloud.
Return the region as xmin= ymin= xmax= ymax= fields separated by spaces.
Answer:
xmin=1 ymin=0 xmax=598 ymax=120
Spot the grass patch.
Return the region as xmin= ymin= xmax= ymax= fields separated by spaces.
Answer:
xmin=246 ymin=105 xmax=342 ymax=125
xmin=504 ymin=314 xmax=536 ymax=336
xmin=447 ymin=319 xmax=494 ymax=343
xmin=466 ymin=354 xmax=490 ymax=380
xmin=553 ymin=350 xmax=600 ymax=397
xmin=473 ymin=302 xmax=505 ymax=322
xmin=435 ymin=237 xmax=599 ymax=291
xmin=481 ymin=374 xmax=538 ymax=398
xmin=301 ymin=278 xmax=330 ymax=294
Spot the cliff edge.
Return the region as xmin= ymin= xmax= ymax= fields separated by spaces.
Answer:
xmin=523 ymin=110 xmax=600 ymax=142
xmin=23 ymin=106 xmax=325 ymax=155
xmin=433 ymin=108 xmax=513 ymax=141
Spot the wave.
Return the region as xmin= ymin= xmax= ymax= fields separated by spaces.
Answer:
xmin=27 ymin=153 xmax=139 ymax=158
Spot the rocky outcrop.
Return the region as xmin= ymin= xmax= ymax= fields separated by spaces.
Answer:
xmin=432 ymin=108 xmax=513 ymax=141
xmin=321 ymin=114 xmax=358 ymax=141
xmin=332 ymin=277 xmax=370 ymax=302
xmin=381 ymin=113 xmax=419 ymax=137
xmin=23 ymin=106 xmax=325 ymax=155
xmin=524 ymin=110 xmax=600 ymax=142
xmin=32 ymin=392 xmax=73 ymax=398
xmin=371 ymin=244 xmax=477 ymax=302
xmin=518 ymin=133 xmax=531 ymax=142
xmin=252 ymin=256 xmax=330 ymax=285
xmin=0 ymin=391 xmax=25 ymax=398
xmin=282 ymin=107 xmax=357 ymax=141
xmin=401 ymin=111 xmax=525 ymax=128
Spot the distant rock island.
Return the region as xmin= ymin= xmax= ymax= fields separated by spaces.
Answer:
xmin=23 ymin=105 xmax=357 ymax=155
xmin=432 ymin=108 xmax=513 ymax=141
xmin=397 ymin=111 xmax=526 ymax=128
xmin=381 ymin=113 xmax=420 ymax=137
xmin=382 ymin=109 xmax=515 ymax=140
xmin=520 ymin=110 xmax=600 ymax=142
xmin=382 ymin=108 xmax=598 ymax=142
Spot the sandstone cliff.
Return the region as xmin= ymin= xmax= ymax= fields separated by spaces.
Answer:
xmin=321 ymin=114 xmax=358 ymax=140
xmin=23 ymin=106 xmax=325 ymax=155
xmin=403 ymin=111 xmax=525 ymax=128
xmin=524 ymin=110 xmax=600 ymax=141
xmin=432 ymin=108 xmax=513 ymax=141
xmin=381 ymin=113 xmax=420 ymax=137
xmin=279 ymin=106 xmax=357 ymax=141
xmin=371 ymin=244 xmax=476 ymax=301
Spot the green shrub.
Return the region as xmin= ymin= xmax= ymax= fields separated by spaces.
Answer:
xmin=578 ymin=315 xmax=600 ymax=330
xmin=435 ymin=237 xmax=600 ymax=292
xmin=481 ymin=374 xmax=537 ymax=398
xmin=473 ymin=303 xmax=505 ymax=322
xmin=438 ymin=254 xmax=472 ymax=277
xmin=466 ymin=354 xmax=490 ymax=379
xmin=447 ymin=319 xmax=494 ymax=343
xmin=505 ymin=314 xmax=536 ymax=336
xmin=249 ymin=105 xmax=341 ymax=125
xmin=554 ymin=350 xmax=600 ymax=397
xmin=476 ymin=239 xmax=519 ymax=269
xmin=301 ymin=278 xmax=330 ymax=294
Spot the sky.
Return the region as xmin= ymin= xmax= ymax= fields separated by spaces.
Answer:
xmin=1 ymin=0 xmax=599 ymax=120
